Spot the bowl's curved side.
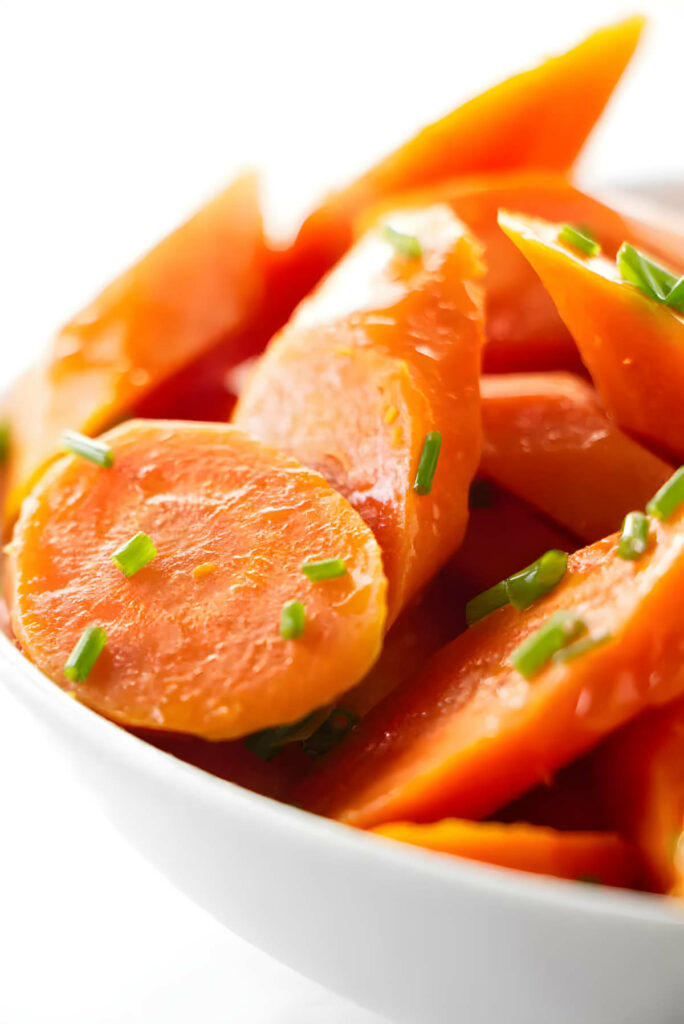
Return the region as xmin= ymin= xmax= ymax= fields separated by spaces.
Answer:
xmin=1 ymin=636 xmax=683 ymax=1024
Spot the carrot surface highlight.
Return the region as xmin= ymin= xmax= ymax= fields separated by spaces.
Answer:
xmin=596 ymin=701 xmax=684 ymax=896
xmin=480 ymin=373 xmax=673 ymax=542
xmin=296 ymin=507 xmax=684 ymax=827
xmin=234 ymin=205 xmax=485 ymax=623
xmin=7 ymin=420 xmax=387 ymax=740
xmin=3 ymin=174 xmax=268 ymax=528
xmin=499 ymin=210 xmax=684 ymax=462
xmin=371 ymin=819 xmax=637 ymax=888
xmin=293 ymin=19 xmax=644 ymax=294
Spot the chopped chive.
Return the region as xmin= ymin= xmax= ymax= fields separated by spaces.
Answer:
xmin=552 ymin=633 xmax=612 ymax=664
xmin=468 ymin=478 xmax=496 ymax=508
xmin=617 ymin=243 xmax=678 ymax=303
xmin=617 ymin=511 xmax=650 ymax=560
xmin=280 ymin=600 xmax=306 ymax=640
xmin=244 ymin=709 xmax=326 ymax=761
xmin=466 ymin=549 xmax=567 ymax=626
xmin=302 ymin=708 xmax=360 ymax=758
xmin=646 ymin=467 xmax=684 ymax=521
xmin=64 ymin=626 xmax=107 ymax=683
xmin=301 ymin=558 xmax=347 ymax=582
xmin=511 ymin=610 xmax=586 ymax=680
xmin=665 ymin=275 xmax=684 ymax=314
xmin=505 ymin=550 xmax=568 ymax=610
xmin=465 ymin=581 xmax=508 ymax=626
xmin=0 ymin=421 xmax=9 ymax=463
xmin=383 ymin=224 xmax=422 ymax=259
xmin=62 ymin=429 xmax=114 ymax=468
xmin=111 ymin=531 xmax=157 ymax=577
xmin=558 ymin=223 xmax=601 ymax=258
xmin=414 ymin=431 xmax=442 ymax=495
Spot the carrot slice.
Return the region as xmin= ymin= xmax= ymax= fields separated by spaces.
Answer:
xmin=495 ymin=756 xmax=608 ymax=833
xmin=359 ymin=172 xmax=684 ymax=373
xmin=3 ymin=174 xmax=268 ymax=527
xmin=596 ymin=701 xmax=684 ymax=896
xmin=446 ymin=482 xmax=578 ymax=598
xmin=234 ymin=205 xmax=485 ymax=623
xmin=293 ymin=19 xmax=644 ymax=291
xmin=372 ymin=819 xmax=637 ymax=888
xmin=480 ymin=373 xmax=673 ymax=542
xmin=296 ymin=506 xmax=684 ymax=827
xmin=7 ymin=420 xmax=387 ymax=740
xmin=499 ymin=210 xmax=684 ymax=461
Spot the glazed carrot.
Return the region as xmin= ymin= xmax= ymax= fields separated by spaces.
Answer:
xmin=359 ymin=172 xmax=684 ymax=373
xmin=7 ymin=420 xmax=387 ymax=740
xmin=296 ymin=505 xmax=684 ymax=827
xmin=372 ymin=819 xmax=637 ymax=888
xmin=446 ymin=482 xmax=577 ymax=598
xmin=293 ymin=19 xmax=644 ymax=292
xmin=4 ymin=174 xmax=268 ymax=526
xmin=234 ymin=205 xmax=485 ymax=623
xmin=499 ymin=211 xmax=684 ymax=461
xmin=596 ymin=701 xmax=684 ymax=896
xmin=480 ymin=373 xmax=673 ymax=542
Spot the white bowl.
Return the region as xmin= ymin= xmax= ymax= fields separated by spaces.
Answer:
xmin=3 ymin=181 xmax=684 ymax=1024
xmin=2 ymin=631 xmax=684 ymax=1024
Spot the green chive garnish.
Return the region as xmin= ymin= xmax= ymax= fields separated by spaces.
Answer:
xmin=414 ymin=431 xmax=442 ymax=496
xmin=552 ymin=633 xmax=612 ymax=664
xmin=505 ymin=550 xmax=568 ymax=610
xmin=0 ymin=421 xmax=9 ymax=463
xmin=558 ymin=224 xmax=601 ymax=258
xmin=511 ymin=610 xmax=586 ymax=680
xmin=111 ymin=531 xmax=157 ymax=577
xmin=62 ymin=429 xmax=114 ymax=469
xmin=466 ymin=549 xmax=568 ymax=626
xmin=302 ymin=708 xmax=359 ymax=758
xmin=617 ymin=243 xmax=678 ymax=303
xmin=465 ymin=581 xmax=508 ymax=626
xmin=665 ymin=275 xmax=684 ymax=314
xmin=244 ymin=709 xmax=326 ymax=761
xmin=617 ymin=511 xmax=650 ymax=560
xmin=280 ymin=600 xmax=306 ymax=640
xmin=383 ymin=225 xmax=422 ymax=259
xmin=301 ymin=558 xmax=347 ymax=581
xmin=64 ymin=626 xmax=107 ymax=683
xmin=646 ymin=467 xmax=684 ymax=521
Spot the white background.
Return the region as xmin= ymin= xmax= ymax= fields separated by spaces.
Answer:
xmin=0 ymin=0 xmax=682 ymax=1021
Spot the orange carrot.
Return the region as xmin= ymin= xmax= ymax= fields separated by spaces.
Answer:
xmin=480 ymin=373 xmax=673 ymax=541
xmin=296 ymin=505 xmax=684 ymax=827
xmin=596 ymin=701 xmax=684 ymax=896
xmin=372 ymin=819 xmax=637 ymax=888
xmin=7 ymin=420 xmax=387 ymax=740
xmin=446 ymin=482 xmax=578 ymax=598
xmin=4 ymin=174 xmax=268 ymax=527
xmin=359 ymin=172 xmax=684 ymax=373
xmin=234 ymin=205 xmax=485 ymax=623
xmin=499 ymin=210 xmax=684 ymax=461
xmin=293 ymin=19 xmax=644 ymax=293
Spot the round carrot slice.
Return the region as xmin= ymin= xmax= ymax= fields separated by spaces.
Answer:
xmin=7 ymin=419 xmax=387 ymax=740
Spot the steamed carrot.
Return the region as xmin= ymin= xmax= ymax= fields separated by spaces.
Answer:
xmin=3 ymin=174 xmax=268 ymax=527
xmin=596 ymin=701 xmax=684 ymax=896
xmin=499 ymin=211 xmax=684 ymax=461
xmin=371 ymin=819 xmax=637 ymax=888
xmin=358 ymin=172 xmax=684 ymax=373
xmin=7 ymin=420 xmax=387 ymax=740
xmin=480 ymin=373 xmax=673 ymax=542
xmin=446 ymin=482 xmax=578 ymax=598
xmin=296 ymin=505 xmax=684 ymax=827
xmin=234 ymin=205 xmax=485 ymax=623
xmin=293 ymin=19 xmax=644 ymax=293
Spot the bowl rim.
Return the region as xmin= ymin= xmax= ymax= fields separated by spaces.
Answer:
xmin=2 ymin=630 xmax=683 ymax=929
